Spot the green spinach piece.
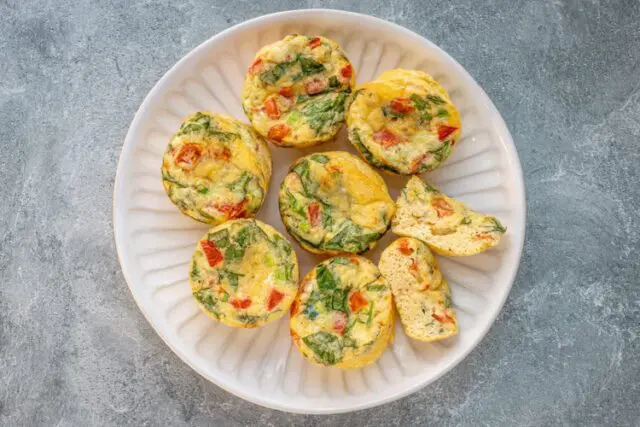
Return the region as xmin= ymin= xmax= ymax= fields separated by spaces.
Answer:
xmin=331 ymin=287 xmax=350 ymax=313
xmin=444 ymin=294 xmax=453 ymax=308
xmin=329 ymin=76 xmax=340 ymax=88
xmin=193 ymin=288 xmax=220 ymax=318
xmin=292 ymin=159 xmax=319 ymax=197
xmin=162 ymin=172 xmax=187 ymax=188
xmin=219 ymin=269 xmax=243 ymax=290
xmin=410 ymin=93 xmax=428 ymax=110
xmin=228 ymin=172 xmax=252 ymax=194
xmin=431 ymin=141 xmax=452 ymax=162
xmin=298 ymin=55 xmax=326 ymax=76
xmin=331 ymin=257 xmax=350 ymax=265
xmin=323 ymin=222 xmax=380 ymax=253
xmin=485 ymin=218 xmax=507 ymax=233
xmin=427 ymin=95 xmax=445 ymax=105
xmin=302 ymin=332 xmax=343 ymax=366
xmin=236 ymin=314 xmax=262 ymax=326
xmin=224 ymin=244 xmax=244 ymax=263
xmin=260 ymin=60 xmax=295 ymax=85
xmin=301 ymin=91 xmax=349 ymax=134
xmin=310 ymin=154 xmax=330 ymax=164
xmin=316 ymin=264 xmax=338 ymax=291
xmin=365 ymin=284 xmax=387 ymax=292
xmin=190 ymin=264 xmax=200 ymax=281
xmin=208 ymin=229 xmax=230 ymax=248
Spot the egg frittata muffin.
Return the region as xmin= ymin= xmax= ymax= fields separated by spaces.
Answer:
xmin=290 ymin=256 xmax=394 ymax=368
xmin=379 ymin=237 xmax=457 ymax=342
xmin=278 ymin=151 xmax=395 ymax=255
xmin=392 ymin=176 xmax=507 ymax=256
xmin=242 ymin=35 xmax=355 ymax=147
xmin=189 ymin=219 xmax=299 ymax=328
xmin=161 ymin=112 xmax=272 ymax=224
xmin=347 ymin=69 xmax=461 ymax=175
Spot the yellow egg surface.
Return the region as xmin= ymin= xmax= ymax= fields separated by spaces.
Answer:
xmin=189 ymin=219 xmax=299 ymax=328
xmin=289 ymin=256 xmax=394 ymax=368
xmin=241 ymin=35 xmax=355 ymax=147
xmin=278 ymin=151 xmax=395 ymax=255
xmin=161 ymin=112 xmax=272 ymax=224
xmin=379 ymin=237 xmax=457 ymax=342
xmin=392 ymin=176 xmax=507 ymax=256
xmin=346 ymin=69 xmax=461 ymax=175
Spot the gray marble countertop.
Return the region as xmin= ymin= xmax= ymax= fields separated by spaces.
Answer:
xmin=2 ymin=1 xmax=639 ymax=425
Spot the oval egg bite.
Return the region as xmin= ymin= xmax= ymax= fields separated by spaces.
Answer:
xmin=242 ymin=35 xmax=355 ymax=147
xmin=346 ymin=68 xmax=461 ymax=175
xmin=290 ymin=256 xmax=394 ymax=368
xmin=161 ymin=112 xmax=272 ymax=224
xmin=379 ymin=237 xmax=457 ymax=342
xmin=392 ymin=176 xmax=507 ymax=256
xmin=189 ymin=219 xmax=299 ymax=328
xmin=278 ymin=151 xmax=395 ymax=255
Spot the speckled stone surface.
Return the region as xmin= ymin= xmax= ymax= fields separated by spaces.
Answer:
xmin=1 ymin=1 xmax=639 ymax=425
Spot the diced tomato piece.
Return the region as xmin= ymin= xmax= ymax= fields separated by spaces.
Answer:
xmin=267 ymin=288 xmax=285 ymax=311
xmin=264 ymin=98 xmax=280 ymax=119
xmin=333 ymin=312 xmax=348 ymax=335
xmin=307 ymin=202 xmax=321 ymax=227
xmin=279 ymin=86 xmax=294 ymax=98
xmin=373 ymin=129 xmax=401 ymax=148
xmin=409 ymin=258 xmax=419 ymax=275
xmin=390 ymin=98 xmax=414 ymax=114
xmin=432 ymin=198 xmax=454 ymax=217
xmin=175 ymin=144 xmax=202 ymax=169
xmin=290 ymin=299 xmax=300 ymax=316
xmin=398 ymin=239 xmax=414 ymax=255
xmin=215 ymin=199 xmax=248 ymax=219
xmin=231 ymin=297 xmax=252 ymax=309
xmin=437 ymin=125 xmax=458 ymax=141
xmin=290 ymin=329 xmax=301 ymax=346
xmin=411 ymin=153 xmax=428 ymax=173
xmin=249 ymin=58 xmax=264 ymax=75
xmin=267 ymin=124 xmax=290 ymax=141
xmin=308 ymin=37 xmax=322 ymax=48
xmin=211 ymin=146 xmax=231 ymax=161
xmin=305 ymin=78 xmax=326 ymax=95
xmin=350 ymin=256 xmax=360 ymax=265
xmin=432 ymin=311 xmax=456 ymax=324
xmin=474 ymin=232 xmax=495 ymax=241
xmin=340 ymin=64 xmax=353 ymax=79
xmin=200 ymin=240 xmax=223 ymax=267
xmin=349 ymin=291 xmax=368 ymax=313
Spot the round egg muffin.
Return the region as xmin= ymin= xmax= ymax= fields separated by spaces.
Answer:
xmin=392 ymin=176 xmax=507 ymax=256
xmin=278 ymin=151 xmax=395 ymax=255
xmin=379 ymin=237 xmax=457 ymax=342
xmin=189 ymin=219 xmax=299 ymax=328
xmin=242 ymin=35 xmax=355 ymax=147
xmin=347 ymin=69 xmax=461 ymax=175
xmin=289 ymin=256 xmax=394 ymax=368
xmin=161 ymin=112 xmax=272 ymax=224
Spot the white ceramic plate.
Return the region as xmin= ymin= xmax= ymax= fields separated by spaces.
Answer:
xmin=113 ymin=9 xmax=526 ymax=414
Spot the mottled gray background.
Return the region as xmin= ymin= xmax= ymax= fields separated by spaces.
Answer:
xmin=1 ymin=0 xmax=639 ymax=425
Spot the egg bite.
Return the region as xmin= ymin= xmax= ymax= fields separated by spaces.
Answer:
xmin=289 ymin=256 xmax=394 ymax=368
xmin=392 ymin=176 xmax=507 ymax=256
xmin=278 ymin=151 xmax=395 ymax=255
xmin=242 ymin=35 xmax=355 ymax=147
xmin=161 ymin=112 xmax=272 ymax=225
xmin=346 ymin=68 xmax=461 ymax=175
xmin=189 ymin=219 xmax=299 ymax=328
xmin=379 ymin=237 xmax=457 ymax=342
